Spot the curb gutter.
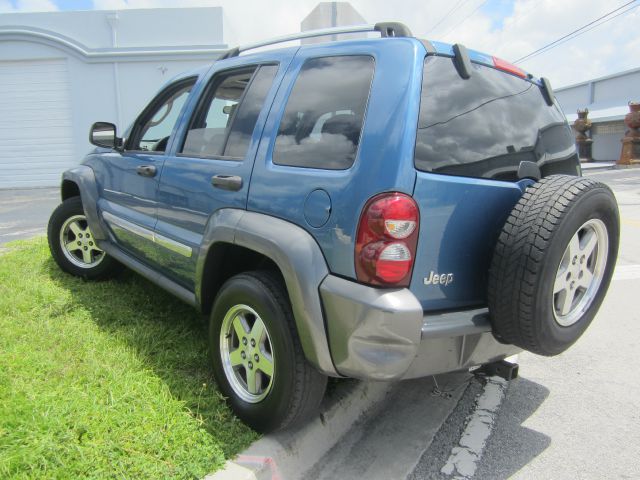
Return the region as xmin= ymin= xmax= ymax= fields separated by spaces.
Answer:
xmin=205 ymin=380 xmax=393 ymax=480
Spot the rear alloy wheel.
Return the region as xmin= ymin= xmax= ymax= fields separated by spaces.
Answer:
xmin=209 ymin=271 xmax=327 ymax=432
xmin=488 ymin=175 xmax=619 ymax=356
xmin=48 ymin=196 xmax=122 ymax=279
xmin=219 ymin=304 xmax=275 ymax=403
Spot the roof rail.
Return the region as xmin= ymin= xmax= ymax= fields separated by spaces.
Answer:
xmin=218 ymin=22 xmax=413 ymax=60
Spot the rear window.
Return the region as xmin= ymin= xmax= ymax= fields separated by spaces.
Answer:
xmin=415 ymin=56 xmax=577 ymax=180
xmin=273 ymin=55 xmax=374 ymax=170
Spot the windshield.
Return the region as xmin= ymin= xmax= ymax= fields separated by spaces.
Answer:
xmin=415 ymin=56 xmax=578 ymax=180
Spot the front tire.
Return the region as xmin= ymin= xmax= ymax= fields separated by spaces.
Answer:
xmin=47 ymin=196 xmax=122 ymax=279
xmin=209 ymin=271 xmax=327 ymax=432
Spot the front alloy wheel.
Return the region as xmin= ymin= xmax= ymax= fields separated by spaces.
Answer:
xmin=48 ymin=196 xmax=122 ymax=279
xmin=59 ymin=214 xmax=105 ymax=268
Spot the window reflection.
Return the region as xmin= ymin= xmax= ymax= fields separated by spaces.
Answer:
xmin=273 ymin=56 xmax=375 ymax=170
xmin=415 ymin=57 xmax=577 ymax=180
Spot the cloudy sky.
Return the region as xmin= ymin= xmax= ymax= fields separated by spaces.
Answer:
xmin=1 ymin=0 xmax=638 ymax=87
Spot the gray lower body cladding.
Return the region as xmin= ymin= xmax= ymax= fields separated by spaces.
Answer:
xmin=320 ymin=275 xmax=520 ymax=381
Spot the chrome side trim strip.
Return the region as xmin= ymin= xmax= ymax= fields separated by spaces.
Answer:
xmin=102 ymin=211 xmax=192 ymax=258
xmin=155 ymin=233 xmax=192 ymax=258
xmin=103 ymin=211 xmax=154 ymax=241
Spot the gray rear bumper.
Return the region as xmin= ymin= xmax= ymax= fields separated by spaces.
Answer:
xmin=319 ymin=275 xmax=520 ymax=381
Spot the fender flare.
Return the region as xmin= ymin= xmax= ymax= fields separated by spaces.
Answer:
xmin=196 ymin=209 xmax=337 ymax=376
xmin=61 ymin=166 xmax=108 ymax=241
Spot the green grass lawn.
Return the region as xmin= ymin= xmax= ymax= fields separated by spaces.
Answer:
xmin=0 ymin=238 xmax=258 ymax=479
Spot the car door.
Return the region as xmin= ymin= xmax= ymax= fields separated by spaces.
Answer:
xmin=154 ymin=50 xmax=294 ymax=288
xmin=93 ymin=76 xmax=197 ymax=265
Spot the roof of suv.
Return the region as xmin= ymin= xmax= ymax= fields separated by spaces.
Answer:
xmin=168 ymin=22 xmax=552 ymax=105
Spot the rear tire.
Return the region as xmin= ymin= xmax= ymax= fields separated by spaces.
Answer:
xmin=488 ymin=175 xmax=619 ymax=356
xmin=209 ymin=270 xmax=327 ymax=432
xmin=47 ymin=196 xmax=122 ymax=280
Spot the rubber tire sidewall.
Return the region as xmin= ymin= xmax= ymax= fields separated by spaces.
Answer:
xmin=209 ymin=273 xmax=300 ymax=433
xmin=47 ymin=196 xmax=120 ymax=280
xmin=529 ymin=187 xmax=619 ymax=355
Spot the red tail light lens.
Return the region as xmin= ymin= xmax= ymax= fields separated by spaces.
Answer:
xmin=492 ymin=56 xmax=527 ymax=78
xmin=355 ymin=192 xmax=419 ymax=287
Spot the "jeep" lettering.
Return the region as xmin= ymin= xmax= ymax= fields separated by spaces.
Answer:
xmin=423 ymin=271 xmax=454 ymax=286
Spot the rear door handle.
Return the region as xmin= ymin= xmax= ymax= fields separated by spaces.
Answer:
xmin=136 ymin=165 xmax=157 ymax=177
xmin=211 ymin=175 xmax=243 ymax=191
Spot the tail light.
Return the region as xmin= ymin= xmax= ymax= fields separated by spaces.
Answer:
xmin=355 ymin=192 xmax=419 ymax=287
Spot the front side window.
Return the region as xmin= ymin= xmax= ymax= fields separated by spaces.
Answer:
xmin=273 ymin=55 xmax=375 ymax=170
xmin=128 ymin=79 xmax=195 ymax=153
xmin=181 ymin=64 xmax=277 ymax=160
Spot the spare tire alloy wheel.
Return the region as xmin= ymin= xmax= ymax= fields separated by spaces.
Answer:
xmin=553 ymin=219 xmax=608 ymax=327
xmin=489 ymin=175 xmax=619 ymax=356
xmin=220 ymin=304 xmax=275 ymax=403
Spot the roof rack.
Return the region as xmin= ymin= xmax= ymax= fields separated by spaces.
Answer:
xmin=219 ymin=22 xmax=413 ymax=60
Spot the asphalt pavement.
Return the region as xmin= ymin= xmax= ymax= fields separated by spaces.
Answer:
xmin=0 ymin=187 xmax=58 ymax=246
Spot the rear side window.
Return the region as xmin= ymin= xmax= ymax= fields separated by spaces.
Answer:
xmin=415 ymin=56 xmax=576 ymax=180
xmin=273 ymin=55 xmax=375 ymax=170
xmin=181 ymin=64 xmax=277 ymax=160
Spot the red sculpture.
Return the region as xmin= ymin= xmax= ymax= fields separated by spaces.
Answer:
xmin=618 ymin=102 xmax=640 ymax=165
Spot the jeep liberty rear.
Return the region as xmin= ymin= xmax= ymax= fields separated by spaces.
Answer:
xmin=48 ymin=23 xmax=619 ymax=432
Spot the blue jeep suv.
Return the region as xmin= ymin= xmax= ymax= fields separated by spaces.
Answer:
xmin=47 ymin=23 xmax=619 ymax=432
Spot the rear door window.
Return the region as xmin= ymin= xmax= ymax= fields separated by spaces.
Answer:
xmin=415 ymin=56 xmax=577 ymax=180
xmin=181 ymin=64 xmax=277 ymax=160
xmin=273 ymin=55 xmax=375 ymax=170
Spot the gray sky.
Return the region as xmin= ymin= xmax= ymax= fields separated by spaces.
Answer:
xmin=1 ymin=0 xmax=639 ymax=87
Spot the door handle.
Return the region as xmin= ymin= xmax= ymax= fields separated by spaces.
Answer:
xmin=136 ymin=165 xmax=157 ymax=177
xmin=211 ymin=175 xmax=243 ymax=191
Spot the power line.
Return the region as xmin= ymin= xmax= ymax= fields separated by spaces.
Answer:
xmin=441 ymin=0 xmax=489 ymax=39
xmin=514 ymin=0 xmax=638 ymax=64
xmin=427 ymin=0 xmax=472 ymax=34
xmin=515 ymin=2 xmax=639 ymax=63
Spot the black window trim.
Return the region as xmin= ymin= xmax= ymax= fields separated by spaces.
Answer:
xmin=270 ymin=53 xmax=376 ymax=171
xmin=124 ymin=76 xmax=198 ymax=154
xmin=176 ymin=62 xmax=279 ymax=162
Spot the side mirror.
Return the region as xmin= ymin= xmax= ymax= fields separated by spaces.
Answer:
xmin=89 ymin=122 xmax=123 ymax=150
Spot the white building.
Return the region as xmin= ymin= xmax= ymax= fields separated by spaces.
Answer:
xmin=0 ymin=7 xmax=226 ymax=188
xmin=555 ymin=67 xmax=640 ymax=162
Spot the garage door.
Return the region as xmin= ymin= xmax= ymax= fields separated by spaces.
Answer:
xmin=0 ymin=59 xmax=75 ymax=188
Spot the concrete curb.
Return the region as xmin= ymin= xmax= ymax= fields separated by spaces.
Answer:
xmin=205 ymin=380 xmax=393 ymax=480
xmin=581 ymin=161 xmax=616 ymax=171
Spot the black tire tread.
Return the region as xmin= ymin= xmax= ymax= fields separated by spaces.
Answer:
xmin=488 ymin=175 xmax=614 ymax=355
xmin=244 ymin=270 xmax=327 ymax=429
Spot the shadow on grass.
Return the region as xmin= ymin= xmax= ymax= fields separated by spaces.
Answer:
xmin=43 ymin=257 xmax=258 ymax=457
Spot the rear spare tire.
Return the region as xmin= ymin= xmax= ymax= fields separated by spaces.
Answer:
xmin=488 ymin=175 xmax=619 ymax=356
